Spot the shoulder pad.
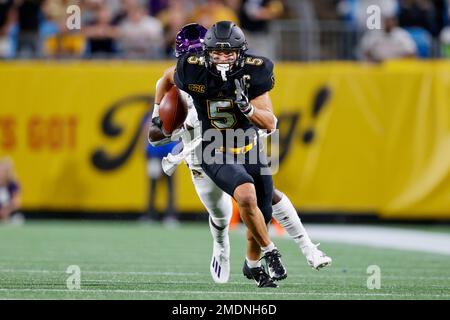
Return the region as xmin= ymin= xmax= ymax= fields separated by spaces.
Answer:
xmin=242 ymin=55 xmax=274 ymax=99
xmin=174 ymin=54 xmax=205 ymax=91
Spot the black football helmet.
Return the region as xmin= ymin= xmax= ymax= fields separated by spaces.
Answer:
xmin=203 ymin=21 xmax=248 ymax=79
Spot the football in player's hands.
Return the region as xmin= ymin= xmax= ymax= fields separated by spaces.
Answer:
xmin=159 ymin=86 xmax=188 ymax=134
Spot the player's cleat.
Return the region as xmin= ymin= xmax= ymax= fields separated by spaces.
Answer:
xmin=303 ymin=243 xmax=332 ymax=270
xmin=210 ymin=242 xmax=230 ymax=284
xmin=243 ymin=261 xmax=278 ymax=288
xmin=263 ymin=249 xmax=287 ymax=281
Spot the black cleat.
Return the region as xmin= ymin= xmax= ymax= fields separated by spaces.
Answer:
xmin=263 ymin=249 xmax=287 ymax=281
xmin=243 ymin=261 xmax=278 ymax=288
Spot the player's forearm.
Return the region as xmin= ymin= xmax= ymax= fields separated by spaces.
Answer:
xmin=248 ymin=109 xmax=277 ymax=131
xmin=154 ymin=66 xmax=176 ymax=105
xmin=245 ymin=92 xmax=277 ymax=130
xmin=154 ymin=77 xmax=173 ymax=105
xmin=153 ymin=67 xmax=176 ymax=121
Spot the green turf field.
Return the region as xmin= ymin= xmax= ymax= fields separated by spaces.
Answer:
xmin=0 ymin=221 xmax=449 ymax=300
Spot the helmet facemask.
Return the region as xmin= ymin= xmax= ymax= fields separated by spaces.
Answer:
xmin=206 ymin=49 xmax=245 ymax=81
xmin=204 ymin=46 xmax=247 ymax=81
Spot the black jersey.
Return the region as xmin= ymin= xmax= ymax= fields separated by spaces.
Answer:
xmin=174 ymin=53 xmax=274 ymax=147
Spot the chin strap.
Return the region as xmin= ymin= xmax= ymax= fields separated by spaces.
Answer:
xmin=216 ymin=64 xmax=230 ymax=81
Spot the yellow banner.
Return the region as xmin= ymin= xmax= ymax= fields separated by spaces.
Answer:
xmin=0 ymin=61 xmax=449 ymax=218
xmin=272 ymin=60 xmax=450 ymax=219
xmin=0 ymin=61 xmax=172 ymax=211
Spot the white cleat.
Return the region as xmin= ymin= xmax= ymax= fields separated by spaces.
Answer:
xmin=210 ymin=242 xmax=230 ymax=284
xmin=303 ymin=243 xmax=332 ymax=270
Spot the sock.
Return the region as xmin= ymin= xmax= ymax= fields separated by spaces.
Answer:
xmin=272 ymin=193 xmax=313 ymax=250
xmin=261 ymin=242 xmax=276 ymax=253
xmin=246 ymin=257 xmax=261 ymax=268
xmin=209 ymin=217 xmax=229 ymax=248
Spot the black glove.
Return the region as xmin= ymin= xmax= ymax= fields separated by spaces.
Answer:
xmin=234 ymin=78 xmax=254 ymax=117
xmin=152 ymin=116 xmax=163 ymax=129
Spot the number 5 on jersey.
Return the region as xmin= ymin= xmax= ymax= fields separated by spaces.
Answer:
xmin=207 ymin=100 xmax=237 ymax=129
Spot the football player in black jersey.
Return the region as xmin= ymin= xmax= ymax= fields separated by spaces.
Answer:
xmin=149 ymin=22 xmax=332 ymax=288
xmin=173 ymin=21 xmax=287 ymax=283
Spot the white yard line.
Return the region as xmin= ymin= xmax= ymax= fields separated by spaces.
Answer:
xmin=1 ymin=268 xmax=449 ymax=281
xmin=0 ymin=269 xmax=203 ymax=276
xmin=0 ymin=288 xmax=449 ymax=298
xmin=281 ymin=225 xmax=450 ymax=256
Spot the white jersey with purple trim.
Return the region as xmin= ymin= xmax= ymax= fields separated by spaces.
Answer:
xmin=179 ymin=90 xmax=199 ymax=130
xmin=161 ymin=90 xmax=202 ymax=175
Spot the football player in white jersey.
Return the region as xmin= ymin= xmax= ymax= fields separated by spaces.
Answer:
xmin=148 ymin=23 xmax=331 ymax=287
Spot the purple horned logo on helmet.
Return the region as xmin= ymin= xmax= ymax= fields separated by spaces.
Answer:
xmin=175 ymin=23 xmax=207 ymax=58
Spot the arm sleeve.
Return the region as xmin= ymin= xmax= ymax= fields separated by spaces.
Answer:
xmin=179 ymin=90 xmax=198 ymax=128
xmin=248 ymin=58 xmax=275 ymax=100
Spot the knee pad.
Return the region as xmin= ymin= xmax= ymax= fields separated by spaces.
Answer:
xmin=210 ymin=216 xmax=230 ymax=229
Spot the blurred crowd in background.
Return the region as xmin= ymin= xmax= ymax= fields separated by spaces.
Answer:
xmin=0 ymin=0 xmax=449 ymax=61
